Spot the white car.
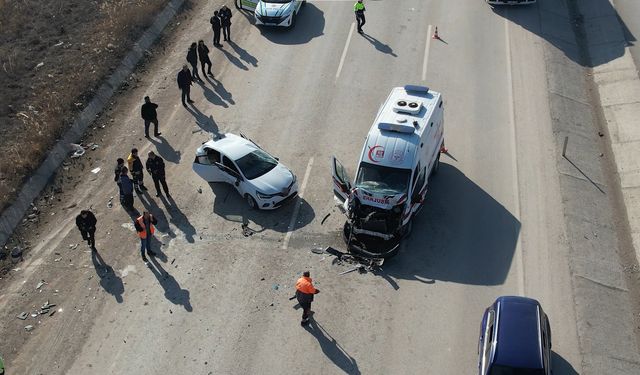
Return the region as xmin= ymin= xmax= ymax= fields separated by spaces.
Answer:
xmin=237 ymin=0 xmax=305 ymax=28
xmin=192 ymin=133 xmax=298 ymax=210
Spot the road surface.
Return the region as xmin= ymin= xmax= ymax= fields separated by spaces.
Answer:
xmin=1 ymin=0 xmax=637 ymax=374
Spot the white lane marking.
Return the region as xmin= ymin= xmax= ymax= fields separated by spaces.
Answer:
xmin=335 ymin=22 xmax=356 ymax=82
xmin=422 ymin=25 xmax=433 ymax=81
xmin=282 ymin=157 xmax=314 ymax=249
xmin=505 ymin=17 xmax=525 ymax=296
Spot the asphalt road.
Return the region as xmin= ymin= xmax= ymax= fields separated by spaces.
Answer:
xmin=2 ymin=0 xmax=628 ymax=373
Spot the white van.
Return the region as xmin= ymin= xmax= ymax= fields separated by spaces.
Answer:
xmin=331 ymin=85 xmax=444 ymax=258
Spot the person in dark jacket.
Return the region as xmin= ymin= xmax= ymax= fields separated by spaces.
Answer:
xmin=186 ymin=43 xmax=201 ymax=82
xmin=146 ymin=151 xmax=170 ymax=197
xmin=114 ymin=158 xmax=125 ymax=185
xmin=210 ymin=11 xmax=222 ymax=47
xmin=197 ymin=40 xmax=214 ymax=78
xmin=177 ymin=65 xmax=194 ymax=106
xmin=119 ymin=167 xmax=135 ymax=211
xmin=295 ymin=271 xmax=320 ymax=326
xmin=140 ymin=96 xmax=161 ymax=138
xmin=76 ymin=210 xmax=97 ymax=249
xmin=128 ymin=148 xmax=147 ymax=194
xmin=220 ymin=6 xmax=232 ymax=41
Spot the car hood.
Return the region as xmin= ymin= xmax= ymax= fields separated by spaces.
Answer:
xmin=256 ymin=1 xmax=293 ymax=17
xmin=250 ymin=163 xmax=295 ymax=194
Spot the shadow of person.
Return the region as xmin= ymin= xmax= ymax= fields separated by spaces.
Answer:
xmin=201 ymin=80 xmax=229 ymax=108
xmin=160 ymin=194 xmax=197 ymax=243
xmin=211 ymin=79 xmax=235 ymax=105
xmin=382 ymin=163 xmax=520 ymax=286
xmin=228 ymin=40 xmax=258 ymax=67
xmin=209 ymin=182 xmax=315 ymax=233
xmin=91 ymin=250 xmax=124 ymax=303
xmin=491 ymin=0 xmax=635 ymax=67
xmin=361 ymin=33 xmax=397 ymax=57
xmin=186 ymin=105 xmax=222 ymax=135
xmin=148 ymin=257 xmax=193 ymax=312
xmin=220 ymin=48 xmax=248 ymax=70
xmin=551 ymin=352 xmax=579 ymax=374
xmin=303 ymin=320 xmax=360 ymax=375
xmin=149 ymin=135 xmax=181 ymax=164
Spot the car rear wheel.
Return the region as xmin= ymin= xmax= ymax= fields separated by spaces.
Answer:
xmin=246 ymin=194 xmax=257 ymax=210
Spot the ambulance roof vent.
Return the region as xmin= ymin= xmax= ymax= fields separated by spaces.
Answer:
xmin=393 ymin=99 xmax=423 ymax=115
xmin=378 ymin=122 xmax=416 ymax=134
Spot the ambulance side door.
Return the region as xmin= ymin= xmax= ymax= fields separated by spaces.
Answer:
xmin=331 ymin=156 xmax=352 ymax=204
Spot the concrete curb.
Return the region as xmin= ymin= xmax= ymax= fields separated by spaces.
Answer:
xmin=586 ymin=1 xmax=640 ymax=278
xmin=0 ymin=0 xmax=186 ymax=248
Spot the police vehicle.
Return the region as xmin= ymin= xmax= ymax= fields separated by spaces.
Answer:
xmin=332 ymin=85 xmax=445 ymax=258
xmin=236 ymin=0 xmax=305 ymax=28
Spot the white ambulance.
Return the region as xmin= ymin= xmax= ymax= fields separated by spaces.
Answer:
xmin=332 ymin=85 xmax=445 ymax=258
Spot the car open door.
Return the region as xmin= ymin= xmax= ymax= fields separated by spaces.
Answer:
xmin=236 ymin=0 xmax=258 ymax=12
xmin=331 ymin=156 xmax=352 ymax=203
xmin=192 ymin=148 xmax=225 ymax=182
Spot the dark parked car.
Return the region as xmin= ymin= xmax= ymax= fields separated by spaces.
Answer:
xmin=478 ymin=296 xmax=552 ymax=375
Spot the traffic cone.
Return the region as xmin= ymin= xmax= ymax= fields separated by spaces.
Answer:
xmin=432 ymin=26 xmax=440 ymax=40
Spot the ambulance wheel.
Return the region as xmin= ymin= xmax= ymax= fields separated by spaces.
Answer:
xmin=402 ymin=219 xmax=413 ymax=239
xmin=431 ymin=153 xmax=440 ymax=177
xmin=245 ymin=194 xmax=257 ymax=210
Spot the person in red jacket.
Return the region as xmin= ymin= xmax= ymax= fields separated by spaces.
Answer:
xmin=295 ymin=271 xmax=320 ymax=326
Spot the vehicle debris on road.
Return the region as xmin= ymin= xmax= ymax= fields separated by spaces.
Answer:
xmin=16 ymin=312 xmax=29 ymax=320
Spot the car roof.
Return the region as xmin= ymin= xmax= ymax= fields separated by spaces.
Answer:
xmin=494 ymin=296 xmax=544 ymax=369
xmin=201 ymin=133 xmax=258 ymax=161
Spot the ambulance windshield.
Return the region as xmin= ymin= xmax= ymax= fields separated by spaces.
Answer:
xmin=355 ymin=162 xmax=410 ymax=196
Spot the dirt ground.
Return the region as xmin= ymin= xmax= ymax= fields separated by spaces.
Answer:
xmin=0 ymin=0 xmax=173 ymax=213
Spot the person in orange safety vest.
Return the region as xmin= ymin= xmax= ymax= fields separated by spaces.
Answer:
xmin=134 ymin=211 xmax=158 ymax=263
xmin=295 ymin=271 xmax=320 ymax=326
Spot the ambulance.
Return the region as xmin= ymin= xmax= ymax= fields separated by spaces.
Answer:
xmin=331 ymin=85 xmax=445 ymax=258
xmin=236 ymin=0 xmax=305 ymax=28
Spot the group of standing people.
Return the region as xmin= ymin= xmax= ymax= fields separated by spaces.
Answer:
xmin=114 ymin=148 xmax=170 ymax=212
xmin=210 ymin=5 xmax=233 ymax=47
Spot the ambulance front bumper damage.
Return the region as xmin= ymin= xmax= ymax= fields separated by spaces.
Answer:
xmin=342 ymin=200 xmax=405 ymax=258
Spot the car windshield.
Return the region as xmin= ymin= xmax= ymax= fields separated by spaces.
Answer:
xmin=263 ymin=0 xmax=292 ymax=4
xmin=355 ymin=162 xmax=410 ymax=195
xmin=488 ymin=365 xmax=545 ymax=375
xmin=235 ymin=149 xmax=278 ymax=180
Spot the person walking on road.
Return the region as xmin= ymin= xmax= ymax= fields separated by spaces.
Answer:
xmin=354 ymin=0 xmax=366 ymax=34
xmin=75 ymin=210 xmax=97 ymax=250
xmin=187 ymin=42 xmax=202 ymax=82
xmin=128 ymin=148 xmax=147 ymax=194
xmin=198 ymin=40 xmax=214 ymax=78
xmin=210 ymin=11 xmax=223 ymax=47
xmin=119 ymin=167 xmax=135 ymax=211
xmin=135 ymin=211 xmax=158 ymax=263
xmin=146 ymin=151 xmax=170 ymax=197
xmin=141 ymin=96 xmax=161 ymax=138
xmin=295 ymin=271 xmax=320 ymax=326
xmin=220 ymin=5 xmax=232 ymax=42
xmin=114 ymin=158 xmax=126 ymax=185
xmin=177 ymin=65 xmax=194 ymax=106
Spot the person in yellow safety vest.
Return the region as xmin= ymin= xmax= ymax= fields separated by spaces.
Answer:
xmin=354 ymin=0 xmax=366 ymax=34
xmin=134 ymin=211 xmax=158 ymax=263
xmin=295 ymin=271 xmax=320 ymax=326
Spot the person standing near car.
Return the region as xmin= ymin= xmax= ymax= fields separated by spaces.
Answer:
xmin=295 ymin=271 xmax=320 ymax=326
xmin=220 ymin=5 xmax=232 ymax=42
xmin=186 ymin=42 xmax=201 ymax=82
xmin=75 ymin=209 xmax=97 ymax=250
xmin=140 ymin=96 xmax=161 ymax=138
xmin=114 ymin=158 xmax=126 ymax=186
xmin=177 ymin=65 xmax=194 ymax=106
xmin=198 ymin=40 xmax=214 ymax=78
xmin=146 ymin=151 xmax=170 ymax=198
xmin=128 ymin=148 xmax=147 ymax=194
xmin=210 ymin=11 xmax=223 ymax=47
xmin=354 ymin=0 xmax=366 ymax=34
xmin=135 ymin=211 xmax=158 ymax=263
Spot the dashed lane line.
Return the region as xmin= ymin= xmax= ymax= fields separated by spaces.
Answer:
xmin=335 ymin=22 xmax=356 ymax=82
xmin=282 ymin=157 xmax=314 ymax=249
